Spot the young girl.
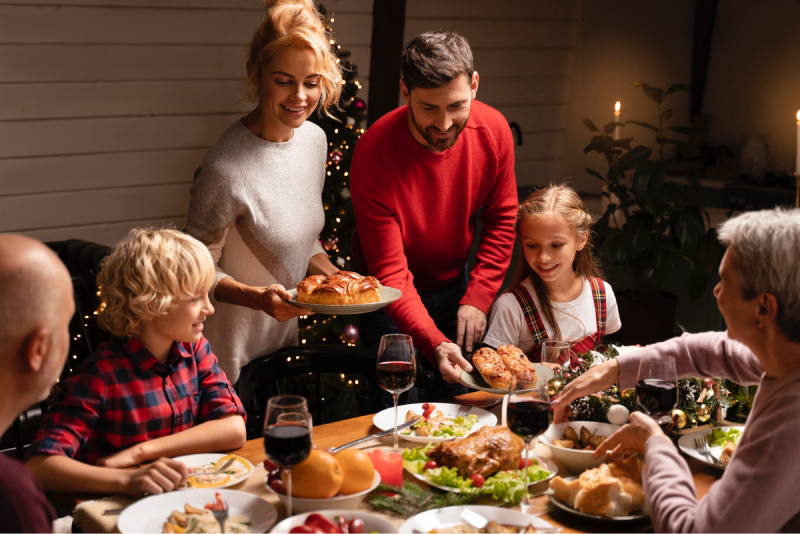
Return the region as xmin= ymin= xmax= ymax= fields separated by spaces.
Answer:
xmin=483 ymin=184 xmax=621 ymax=364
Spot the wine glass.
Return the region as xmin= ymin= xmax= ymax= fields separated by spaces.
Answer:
xmin=263 ymin=395 xmax=312 ymax=517
xmin=506 ymin=375 xmax=550 ymax=515
xmin=376 ymin=334 xmax=416 ymax=451
xmin=635 ymin=355 xmax=678 ymax=423
xmin=541 ymin=340 xmax=571 ymax=369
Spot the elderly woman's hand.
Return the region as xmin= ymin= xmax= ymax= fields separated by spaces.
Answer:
xmin=593 ymin=411 xmax=667 ymax=461
xmin=551 ymin=359 xmax=620 ymax=423
xmin=255 ymin=284 xmax=314 ymax=322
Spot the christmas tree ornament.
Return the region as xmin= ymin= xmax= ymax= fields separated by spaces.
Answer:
xmin=328 ymin=149 xmax=343 ymax=165
xmin=352 ymin=97 xmax=366 ymax=114
xmin=340 ymin=187 xmax=351 ymax=199
xmin=607 ymin=405 xmax=630 ymax=425
xmin=342 ymin=324 xmax=360 ymax=343
xmin=696 ymin=404 xmax=711 ymax=422
xmin=704 ymin=377 xmax=714 ymax=387
xmin=670 ymin=409 xmax=687 ymax=429
xmin=336 ymin=257 xmax=345 ymax=267
xmin=563 ymin=372 xmax=572 ymax=381
xmin=570 ymin=357 xmax=585 ymax=370
xmin=347 ymin=116 xmax=356 ymax=126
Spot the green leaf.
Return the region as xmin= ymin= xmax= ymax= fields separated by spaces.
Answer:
xmin=634 ymin=82 xmax=664 ymax=104
xmin=614 ymin=146 xmax=653 ymax=174
xmin=661 ymin=109 xmax=673 ymax=122
xmin=586 ymin=168 xmax=606 ymax=182
xmin=615 ymin=212 xmax=656 ymax=264
xmin=626 ymin=120 xmax=659 ymax=133
xmin=610 ymin=138 xmax=634 ymax=150
xmin=632 ymin=160 xmax=666 ymax=208
xmin=674 ymin=206 xmax=705 ymax=257
xmin=664 ymin=83 xmax=691 ymax=97
xmin=604 ymin=122 xmax=624 ymax=134
xmin=593 ymin=206 xmax=615 ymax=238
xmin=584 ymin=119 xmax=601 ymax=132
xmin=584 ymin=137 xmax=611 ymax=155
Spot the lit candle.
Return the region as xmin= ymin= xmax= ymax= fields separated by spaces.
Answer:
xmin=614 ymin=101 xmax=621 ymax=140
xmin=796 ymin=110 xmax=800 ymax=175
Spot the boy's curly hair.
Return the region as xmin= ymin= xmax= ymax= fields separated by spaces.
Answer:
xmin=96 ymin=228 xmax=215 ymax=338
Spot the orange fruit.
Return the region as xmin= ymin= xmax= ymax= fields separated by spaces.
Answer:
xmin=336 ymin=449 xmax=376 ymax=495
xmin=283 ymin=449 xmax=343 ymax=499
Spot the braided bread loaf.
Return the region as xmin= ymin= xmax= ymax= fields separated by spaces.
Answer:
xmin=296 ymin=271 xmax=382 ymax=305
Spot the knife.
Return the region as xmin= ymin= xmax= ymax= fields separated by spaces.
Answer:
xmin=331 ymin=418 xmax=419 ymax=454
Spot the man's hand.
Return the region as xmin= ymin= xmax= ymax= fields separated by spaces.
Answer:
xmin=96 ymin=443 xmax=143 ymax=469
xmin=551 ymin=359 xmax=620 ymax=423
xmin=254 ymin=284 xmax=314 ymax=322
xmin=121 ymin=458 xmax=188 ymax=498
xmin=434 ymin=342 xmax=474 ymax=383
xmin=456 ymin=305 xmax=486 ymax=353
xmin=593 ymin=411 xmax=667 ymax=461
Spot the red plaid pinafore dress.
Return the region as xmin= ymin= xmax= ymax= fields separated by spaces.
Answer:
xmin=508 ymin=277 xmax=607 ymax=363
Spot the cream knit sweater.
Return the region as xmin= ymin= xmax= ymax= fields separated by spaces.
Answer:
xmin=185 ymin=119 xmax=326 ymax=383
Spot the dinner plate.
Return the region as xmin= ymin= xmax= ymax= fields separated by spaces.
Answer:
xmin=547 ymin=476 xmax=650 ymax=521
xmin=117 ymin=488 xmax=277 ymax=533
xmin=173 ymin=453 xmax=254 ymax=489
xmin=406 ymin=454 xmax=558 ymax=493
xmin=286 ymin=286 xmax=402 ymax=315
xmin=271 ymin=509 xmax=398 ymax=533
xmin=398 ymin=504 xmax=557 ymax=533
xmin=677 ymin=424 xmax=744 ymax=470
xmin=459 ymin=362 xmax=554 ymax=394
xmin=373 ymin=402 xmax=497 ymax=444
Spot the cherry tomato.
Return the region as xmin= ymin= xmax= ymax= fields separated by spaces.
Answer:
xmin=519 ymin=458 xmax=535 ymax=470
xmin=269 ymin=478 xmax=286 ymax=494
xmin=470 ymin=474 xmax=485 ymax=488
xmin=348 ymin=518 xmax=364 ymax=534
xmin=263 ymin=459 xmax=278 ymax=472
xmin=335 ymin=515 xmax=348 ymax=533
xmin=305 ymin=514 xmax=342 ymax=534
xmin=423 ymin=460 xmax=439 ymax=471
xmin=290 ymin=526 xmax=324 ymax=534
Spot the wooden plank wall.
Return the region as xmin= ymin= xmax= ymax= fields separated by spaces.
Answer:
xmin=0 ymin=0 xmax=373 ymax=244
xmin=405 ymin=0 xmax=578 ymax=187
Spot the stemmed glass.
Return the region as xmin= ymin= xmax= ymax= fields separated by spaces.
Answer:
xmin=263 ymin=395 xmax=312 ymax=517
xmin=376 ymin=334 xmax=416 ymax=451
xmin=635 ymin=355 xmax=678 ymax=423
xmin=541 ymin=340 xmax=571 ymax=369
xmin=506 ymin=375 xmax=550 ymax=515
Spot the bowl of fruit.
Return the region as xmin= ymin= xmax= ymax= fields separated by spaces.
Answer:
xmin=265 ymin=448 xmax=381 ymax=514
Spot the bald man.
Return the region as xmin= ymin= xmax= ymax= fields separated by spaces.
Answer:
xmin=0 ymin=234 xmax=74 ymax=533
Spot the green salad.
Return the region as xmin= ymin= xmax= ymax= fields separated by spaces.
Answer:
xmin=706 ymin=427 xmax=742 ymax=447
xmin=401 ymin=443 xmax=551 ymax=504
xmin=400 ymin=414 xmax=479 ymax=438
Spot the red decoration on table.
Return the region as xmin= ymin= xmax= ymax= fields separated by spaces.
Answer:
xmin=704 ymin=377 xmax=714 ymax=387
xmin=570 ymin=357 xmax=585 ymax=370
xmin=367 ymin=448 xmax=403 ymax=487
xmin=342 ymin=324 xmax=359 ymax=343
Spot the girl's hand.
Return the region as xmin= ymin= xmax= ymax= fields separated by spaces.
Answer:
xmin=540 ymin=362 xmax=562 ymax=371
xmin=254 ymin=284 xmax=314 ymax=322
xmin=593 ymin=411 xmax=667 ymax=461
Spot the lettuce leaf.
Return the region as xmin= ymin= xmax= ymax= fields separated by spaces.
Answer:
xmin=707 ymin=428 xmax=741 ymax=447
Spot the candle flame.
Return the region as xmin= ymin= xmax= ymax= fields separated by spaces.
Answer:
xmin=615 ymin=101 xmax=621 ymax=112
xmin=797 ymin=110 xmax=800 ymax=121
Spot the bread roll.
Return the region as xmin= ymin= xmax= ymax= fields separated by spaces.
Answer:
xmin=497 ymin=344 xmax=537 ymax=383
xmin=472 ymin=347 xmax=512 ymax=389
xmin=296 ymin=271 xmax=381 ymax=305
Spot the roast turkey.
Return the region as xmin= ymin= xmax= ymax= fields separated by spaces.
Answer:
xmin=425 ymin=426 xmax=524 ymax=478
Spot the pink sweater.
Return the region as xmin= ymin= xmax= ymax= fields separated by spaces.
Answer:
xmin=617 ymin=332 xmax=800 ymax=532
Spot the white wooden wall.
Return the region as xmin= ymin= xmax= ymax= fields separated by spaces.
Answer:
xmin=0 ymin=0 xmax=373 ymax=245
xmin=405 ymin=0 xmax=578 ymax=187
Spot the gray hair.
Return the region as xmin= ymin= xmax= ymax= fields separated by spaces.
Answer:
xmin=717 ymin=207 xmax=800 ymax=342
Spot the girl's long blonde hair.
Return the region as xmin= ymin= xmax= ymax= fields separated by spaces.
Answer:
xmin=246 ymin=0 xmax=343 ymax=118
xmin=512 ymin=184 xmax=604 ymax=341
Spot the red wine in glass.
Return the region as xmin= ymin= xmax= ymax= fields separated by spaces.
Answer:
xmin=263 ymin=423 xmax=312 ymax=467
xmin=635 ymin=379 xmax=678 ymax=419
xmin=376 ymin=361 xmax=415 ymax=394
xmin=507 ymin=400 xmax=550 ymax=440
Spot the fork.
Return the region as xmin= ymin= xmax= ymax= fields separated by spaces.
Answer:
xmin=694 ymin=437 xmax=723 ymax=466
xmin=206 ymin=493 xmax=229 ymax=528
xmin=455 ymin=404 xmax=471 ymax=418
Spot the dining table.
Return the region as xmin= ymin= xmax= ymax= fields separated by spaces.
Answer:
xmin=65 ymin=390 xmax=724 ymax=533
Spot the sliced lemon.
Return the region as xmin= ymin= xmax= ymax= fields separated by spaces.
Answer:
xmin=214 ymin=454 xmax=252 ymax=474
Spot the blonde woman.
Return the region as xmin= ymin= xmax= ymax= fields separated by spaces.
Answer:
xmin=26 ymin=229 xmax=246 ymax=497
xmin=185 ymin=0 xmax=343 ymax=383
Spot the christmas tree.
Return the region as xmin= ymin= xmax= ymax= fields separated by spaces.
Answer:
xmin=299 ymin=5 xmax=368 ymax=347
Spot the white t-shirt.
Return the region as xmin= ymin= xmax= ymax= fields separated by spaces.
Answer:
xmin=483 ymin=277 xmax=621 ymax=353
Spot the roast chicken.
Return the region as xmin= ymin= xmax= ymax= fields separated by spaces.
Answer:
xmin=425 ymin=426 xmax=524 ymax=478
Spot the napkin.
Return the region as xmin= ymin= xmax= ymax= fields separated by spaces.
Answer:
xmin=73 ymin=495 xmax=134 ymax=534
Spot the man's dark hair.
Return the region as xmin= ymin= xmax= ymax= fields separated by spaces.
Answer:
xmin=401 ymin=31 xmax=474 ymax=91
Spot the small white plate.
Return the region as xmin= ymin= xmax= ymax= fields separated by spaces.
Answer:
xmin=460 ymin=363 xmax=554 ymax=394
xmin=271 ymin=509 xmax=398 ymax=533
xmin=547 ymin=476 xmax=650 ymax=521
xmin=118 ymin=488 xmax=277 ymax=533
xmin=173 ymin=453 xmax=254 ymax=489
xmin=399 ymin=504 xmax=557 ymax=533
xmin=372 ymin=403 xmax=497 ymax=444
xmin=406 ymin=454 xmax=557 ymax=493
xmin=287 ymin=286 xmax=402 ymax=315
xmin=677 ymin=424 xmax=744 ymax=470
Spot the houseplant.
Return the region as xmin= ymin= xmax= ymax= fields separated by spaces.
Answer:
xmin=584 ymin=82 xmax=722 ymax=344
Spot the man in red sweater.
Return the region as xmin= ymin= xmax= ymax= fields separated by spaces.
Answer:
xmin=351 ymin=31 xmax=518 ymax=405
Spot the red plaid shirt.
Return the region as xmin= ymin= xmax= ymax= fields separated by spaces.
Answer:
xmin=29 ymin=335 xmax=245 ymax=465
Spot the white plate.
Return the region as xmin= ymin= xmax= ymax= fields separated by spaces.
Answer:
xmin=406 ymin=454 xmax=557 ymax=494
xmin=118 ymin=488 xmax=277 ymax=533
xmin=372 ymin=403 xmax=497 ymax=444
xmin=399 ymin=504 xmax=556 ymax=533
xmin=460 ymin=363 xmax=554 ymax=394
xmin=270 ymin=509 xmax=398 ymax=533
xmin=287 ymin=286 xmax=402 ymax=315
xmin=173 ymin=453 xmax=254 ymax=489
xmin=677 ymin=424 xmax=743 ymax=470
xmin=547 ymin=476 xmax=649 ymax=521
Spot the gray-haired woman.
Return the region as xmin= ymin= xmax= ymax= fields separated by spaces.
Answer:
xmin=552 ymin=207 xmax=800 ymax=532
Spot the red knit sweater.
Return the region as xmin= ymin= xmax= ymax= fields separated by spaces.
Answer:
xmin=351 ymin=100 xmax=518 ymax=361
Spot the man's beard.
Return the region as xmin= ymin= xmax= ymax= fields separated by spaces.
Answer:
xmin=409 ymin=107 xmax=469 ymax=152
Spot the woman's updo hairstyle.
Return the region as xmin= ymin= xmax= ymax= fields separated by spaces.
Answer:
xmin=247 ymin=0 xmax=342 ymax=117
